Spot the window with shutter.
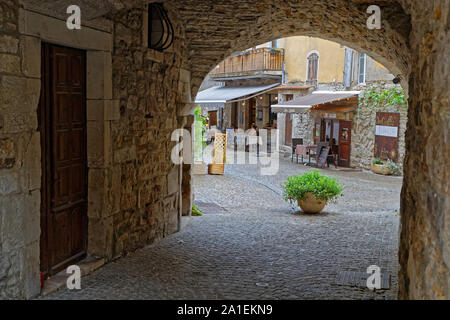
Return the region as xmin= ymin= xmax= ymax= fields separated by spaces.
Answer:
xmin=307 ymin=53 xmax=319 ymax=85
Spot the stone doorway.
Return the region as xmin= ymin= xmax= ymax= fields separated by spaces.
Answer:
xmin=39 ymin=43 xmax=89 ymax=276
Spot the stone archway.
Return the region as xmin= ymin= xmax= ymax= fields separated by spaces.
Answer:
xmin=1 ymin=0 xmax=447 ymax=299
xmin=166 ymin=0 xmax=448 ymax=299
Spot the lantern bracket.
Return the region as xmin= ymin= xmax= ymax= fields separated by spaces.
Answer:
xmin=148 ymin=3 xmax=174 ymax=51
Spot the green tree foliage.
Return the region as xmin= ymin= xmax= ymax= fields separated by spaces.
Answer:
xmin=359 ymin=87 xmax=408 ymax=110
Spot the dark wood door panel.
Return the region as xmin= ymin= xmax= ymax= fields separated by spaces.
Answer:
xmin=285 ymin=113 xmax=292 ymax=146
xmin=338 ymin=120 xmax=352 ymax=167
xmin=40 ymin=43 xmax=88 ymax=276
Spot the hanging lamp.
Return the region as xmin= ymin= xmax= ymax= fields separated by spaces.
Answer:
xmin=148 ymin=3 xmax=174 ymax=51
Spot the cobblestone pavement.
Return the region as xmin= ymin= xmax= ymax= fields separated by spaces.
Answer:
xmin=43 ymin=156 xmax=401 ymax=300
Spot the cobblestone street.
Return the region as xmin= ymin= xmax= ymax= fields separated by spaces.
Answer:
xmin=43 ymin=156 xmax=401 ymax=300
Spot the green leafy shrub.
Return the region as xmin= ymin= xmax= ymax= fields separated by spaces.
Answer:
xmin=383 ymin=160 xmax=401 ymax=176
xmin=360 ymin=88 xmax=408 ymax=110
xmin=372 ymin=158 xmax=401 ymax=175
xmin=192 ymin=205 xmax=203 ymax=216
xmin=194 ymin=107 xmax=209 ymax=161
xmin=281 ymin=170 xmax=344 ymax=204
xmin=372 ymin=158 xmax=384 ymax=165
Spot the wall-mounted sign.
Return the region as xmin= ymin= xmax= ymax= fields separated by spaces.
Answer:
xmin=324 ymin=113 xmax=337 ymax=119
xmin=375 ymin=125 xmax=398 ymax=138
xmin=257 ymin=110 xmax=263 ymax=121
xmin=374 ymin=112 xmax=400 ymax=161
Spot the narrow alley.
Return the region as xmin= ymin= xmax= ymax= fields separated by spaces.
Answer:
xmin=42 ymin=157 xmax=401 ymax=300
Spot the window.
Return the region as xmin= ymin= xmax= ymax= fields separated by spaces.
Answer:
xmin=307 ymin=52 xmax=319 ymax=85
xmin=271 ymin=39 xmax=278 ymax=48
xmin=359 ymin=53 xmax=366 ymax=84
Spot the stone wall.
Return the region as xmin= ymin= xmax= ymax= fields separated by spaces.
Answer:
xmin=293 ymin=113 xmax=315 ymax=146
xmin=0 ymin=1 xmax=191 ymax=299
xmin=398 ymin=0 xmax=449 ymax=300
xmin=107 ymin=5 xmax=188 ymax=258
xmin=351 ymin=83 xmax=407 ymax=171
xmin=277 ymin=112 xmax=314 ymax=151
xmin=0 ymin=0 xmax=41 ymax=299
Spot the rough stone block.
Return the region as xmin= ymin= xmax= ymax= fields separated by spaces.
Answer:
xmin=88 ymin=169 xmax=106 ymax=219
xmin=20 ymin=36 xmax=40 ymax=78
xmin=0 ymin=35 xmax=19 ymax=54
xmin=23 ymin=190 xmax=40 ymax=246
xmin=145 ymin=49 xmax=164 ymax=63
xmin=0 ymin=76 xmax=40 ymax=134
xmin=22 ymin=241 xmax=40 ymax=299
xmin=114 ymin=146 xmax=137 ymax=163
xmin=0 ymin=54 xmax=21 ymax=74
xmin=23 ymin=132 xmax=41 ymax=191
xmin=0 ymin=194 xmax=25 ymax=251
xmin=87 ymin=100 xmax=120 ymax=121
xmin=87 ymin=100 xmax=104 ymax=121
xmin=0 ymin=138 xmax=16 ymax=169
xmin=88 ymin=216 xmax=114 ymax=259
xmin=107 ymin=165 xmax=121 ymax=215
xmin=22 ymin=10 xmax=112 ymax=52
xmin=167 ymin=166 xmax=180 ymax=196
xmin=0 ymin=171 xmax=20 ymax=195
xmin=87 ymin=51 xmax=113 ymax=100
xmin=87 ymin=120 xmax=111 ymax=168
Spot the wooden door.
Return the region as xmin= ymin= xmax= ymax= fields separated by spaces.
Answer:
xmin=39 ymin=43 xmax=88 ymax=276
xmin=208 ymin=110 xmax=217 ymax=127
xmin=338 ymin=120 xmax=352 ymax=167
xmin=374 ymin=112 xmax=400 ymax=161
xmin=285 ymin=113 xmax=292 ymax=146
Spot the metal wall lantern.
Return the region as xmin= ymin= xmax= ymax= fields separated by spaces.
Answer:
xmin=148 ymin=3 xmax=174 ymax=51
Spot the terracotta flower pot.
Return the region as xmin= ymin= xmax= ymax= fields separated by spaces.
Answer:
xmin=371 ymin=163 xmax=391 ymax=175
xmin=297 ymin=192 xmax=327 ymax=214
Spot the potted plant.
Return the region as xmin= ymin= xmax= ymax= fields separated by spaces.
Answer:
xmin=281 ymin=170 xmax=344 ymax=214
xmin=371 ymin=158 xmax=400 ymax=175
xmin=371 ymin=158 xmax=389 ymax=175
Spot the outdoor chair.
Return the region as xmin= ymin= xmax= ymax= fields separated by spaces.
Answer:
xmin=291 ymin=138 xmax=304 ymax=163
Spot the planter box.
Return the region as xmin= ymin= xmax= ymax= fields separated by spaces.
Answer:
xmin=371 ymin=163 xmax=391 ymax=175
xmin=193 ymin=162 xmax=207 ymax=175
xmin=208 ymin=163 xmax=225 ymax=175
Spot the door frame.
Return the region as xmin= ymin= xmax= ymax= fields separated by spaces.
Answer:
xmin=21 ymin=7 xmax=117 ymax=294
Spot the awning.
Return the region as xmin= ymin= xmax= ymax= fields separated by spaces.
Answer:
xmin=270 ymin=84 xmax=313 ymax=92
xmin=271 ymin=91 xmax=360 ymax=113
xmin=195 ymin=83 xmax=280 ymax=108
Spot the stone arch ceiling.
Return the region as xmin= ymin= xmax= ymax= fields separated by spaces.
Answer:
xmin=23 ymin=0 xmax=411 ymax=95
xmin=167 ymin=0 xmax=411 ymax=94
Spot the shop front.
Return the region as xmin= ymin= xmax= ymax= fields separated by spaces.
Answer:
xmin=272 ymin=91 xmax=359 ymax=167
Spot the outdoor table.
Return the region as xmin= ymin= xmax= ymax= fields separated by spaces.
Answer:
xmin=295 ymin=144 xmax=317 ymax=165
